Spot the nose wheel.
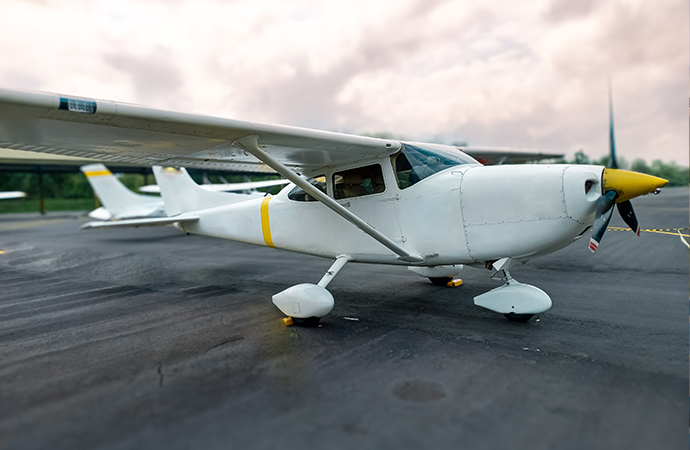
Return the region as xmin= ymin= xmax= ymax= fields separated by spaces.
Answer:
xmin=474 ymin=260 xmax=552 ymax=322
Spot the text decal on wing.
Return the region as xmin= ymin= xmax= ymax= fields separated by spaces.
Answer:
xmin=260 ymin=196 xmax=275 ymax=248
xmin=58 ymin=97 xmax=97 ymax=114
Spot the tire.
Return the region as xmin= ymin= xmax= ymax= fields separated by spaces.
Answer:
xmin=504 ymin=313 xmax=534 ymax=323
xmin=428 ymin=277 xmax=453 ymax=286
xmin=291 ymin=316 xmax=321 ymax=327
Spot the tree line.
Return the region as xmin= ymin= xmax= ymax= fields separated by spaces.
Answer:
xmin=0 ymin=172 xmax=143 ymax=200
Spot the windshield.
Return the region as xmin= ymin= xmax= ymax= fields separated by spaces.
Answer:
xmin=393 ymin=143 xmax=478 ymax=189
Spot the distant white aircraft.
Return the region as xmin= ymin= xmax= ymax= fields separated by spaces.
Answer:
xmin=0 ymin=88 xmax=667 ymax=325
xmin=0 ymin=191 xmax=26 ymax=200
xmin=81 ymin=164 xmax=287 ymax=221
xmin=81 ymin=164 xmax=166 ymax=220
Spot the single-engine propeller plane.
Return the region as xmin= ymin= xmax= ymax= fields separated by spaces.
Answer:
xmin=0 ymin=88 xmax=667 ymax=324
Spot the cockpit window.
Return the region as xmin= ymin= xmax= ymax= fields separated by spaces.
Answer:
xmin=287 ymin=175 xmax=326 ymax=201
xmin=393 ymin=143 xmax=478 ymax=189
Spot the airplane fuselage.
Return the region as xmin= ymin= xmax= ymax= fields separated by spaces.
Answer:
xmin=178 ymin=161 xmax=604 ymax=267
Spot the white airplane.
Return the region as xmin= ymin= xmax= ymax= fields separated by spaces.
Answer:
xmin=0 ymin=88 xmax=667 ymax=324
xmin=0 ymin=191 xmax=26 ymax=200
xmin=81 ymin=163 xmax=288 ymax=221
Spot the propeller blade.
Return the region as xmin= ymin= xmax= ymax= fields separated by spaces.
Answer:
xmin=608 ymin=79 xmax=619 ymax=169
xmin=617 ymin=200 xmax=640 ymax=236
xmin=589 ymin=190 xmax=617 ymax=253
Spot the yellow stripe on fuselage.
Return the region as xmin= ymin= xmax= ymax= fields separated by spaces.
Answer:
xmin=260 ymin=196 xmax=275 ymax=248
xmin=84 ymin=170 xmax=112 ymax=178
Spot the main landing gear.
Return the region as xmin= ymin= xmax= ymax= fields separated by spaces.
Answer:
xmin=272 ymin=255 xmax=350 ymax=326
xmin=272 ymin=256 xmax=552 ymax=326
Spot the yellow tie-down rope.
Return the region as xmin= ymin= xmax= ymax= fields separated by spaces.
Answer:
xmin=606 ymin=226 xmax=689 ymax=237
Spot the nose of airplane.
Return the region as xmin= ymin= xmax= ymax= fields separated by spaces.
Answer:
xmin=602 ymin=168 xmax=668 ymax=203
xmin=587 ymin=168 xmax=669 ymax=253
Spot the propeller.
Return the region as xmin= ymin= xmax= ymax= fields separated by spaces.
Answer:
xmin=589 ymin=191 xmax=617 ymax=252
xmin=588 ymin=82 xmax=666 ymax=252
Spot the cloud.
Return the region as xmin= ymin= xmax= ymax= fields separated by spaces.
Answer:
xmin=0 ymin=0 xmax=685 ymax=164
xmin=544 ymin=0 xmax=601 ymax=22
xmin=103 ymin=49 xmax=185 ymax=107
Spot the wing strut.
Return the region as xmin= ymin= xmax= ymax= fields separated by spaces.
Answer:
xmin=234 ymin=135 xmax=425 ymax=264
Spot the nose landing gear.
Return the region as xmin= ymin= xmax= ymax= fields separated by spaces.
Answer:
xmin=474 ymin=258 xmax=552 ymax=322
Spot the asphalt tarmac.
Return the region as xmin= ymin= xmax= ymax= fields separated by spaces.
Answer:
xmin=0 ymin=187 xmax=687 ymax=450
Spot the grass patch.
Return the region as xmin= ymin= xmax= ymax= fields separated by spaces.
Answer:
xmin=0 ymin=198 xmax=97 ymax=214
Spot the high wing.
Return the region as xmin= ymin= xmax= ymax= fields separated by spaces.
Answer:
xmin=139 ymin=178 xmax=290 ymax=194
xmin=0 ymin=191 xmax=26 ymax=200
xmin=0 ymin=88 xmax=400 ymax=173
xmin=457 ymin=147 xmax=564 ymax=165
xmin=0 ymin=87 xmax=440 ymax=263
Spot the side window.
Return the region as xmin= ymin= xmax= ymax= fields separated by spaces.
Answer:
xmin=333 ymin=164 xmax=385 ymax=200
xmin=287 ymin=175 xmax=326 ymax=201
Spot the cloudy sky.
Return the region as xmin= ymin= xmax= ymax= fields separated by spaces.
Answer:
xmin=0 ymin=0 xmax=686 ymax=164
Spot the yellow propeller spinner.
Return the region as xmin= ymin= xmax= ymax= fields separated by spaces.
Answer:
xmin=602 ymin=169 xmax=668 ymax=203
